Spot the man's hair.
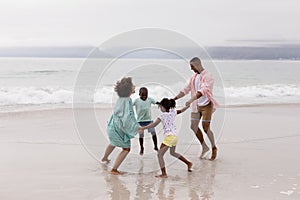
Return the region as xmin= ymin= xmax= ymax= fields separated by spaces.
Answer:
xmin=114 ymin=77 xmax=133 ymax=97
xmin=190 ymin=57 xmax=201 ymax=64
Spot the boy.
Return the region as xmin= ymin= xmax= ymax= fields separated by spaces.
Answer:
xmin=133 ymin=87 xmax=158 ymax=155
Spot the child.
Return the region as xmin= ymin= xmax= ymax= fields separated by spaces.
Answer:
xmin=101 ymin=77 xmax=141 ymax=175
xmin=133 ymin=87 xmax=158 ymax=155
xmin=139 ymin=98 xmax=193 ymax=178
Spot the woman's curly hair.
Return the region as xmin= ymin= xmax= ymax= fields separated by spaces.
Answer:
xmin=114 ymin=77 xmax=133 ymax=97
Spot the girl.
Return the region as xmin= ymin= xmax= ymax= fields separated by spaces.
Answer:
xmin=140 ymin=98 xmax=192 ymax=178
xmin=101 ymin=77 xmax=141 ymax=175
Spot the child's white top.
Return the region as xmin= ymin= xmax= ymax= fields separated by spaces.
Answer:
xmin=158 ymin=109 xmax=177 ymax=137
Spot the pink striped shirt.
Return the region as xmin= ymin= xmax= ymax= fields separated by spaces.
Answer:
xmin=181 ymin=69 xmax=218 ymax=112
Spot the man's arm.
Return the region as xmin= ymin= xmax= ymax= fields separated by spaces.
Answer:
xmin=185 ymin=91 xmax=202 ymax=107
xmin=176 ymin=105 xmax=190 ymax=114
xmin=174 ymin=79 xmax=191 ymax=100
xmin=173 ymin=91 xmax=185 ymax=100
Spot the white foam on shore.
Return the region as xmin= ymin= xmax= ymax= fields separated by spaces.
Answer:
xmin=225 ymin=84 xmax=300 ymax=105
xmin=0 ymin=83 xmax=299 ymax=112
xmin=0 ymin=86 xmax=73 ymax=105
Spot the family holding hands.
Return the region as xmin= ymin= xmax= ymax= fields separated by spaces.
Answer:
xmin=101 ymin=57 xmax=218 ymax=178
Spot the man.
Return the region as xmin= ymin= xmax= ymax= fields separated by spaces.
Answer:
xmin=173 ymin=57 xmax=218 ymax=160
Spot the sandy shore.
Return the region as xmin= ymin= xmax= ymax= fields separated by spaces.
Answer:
xmin=0 ymin=104 xmax=300 ymax=199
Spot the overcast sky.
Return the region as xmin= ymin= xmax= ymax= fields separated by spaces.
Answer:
xmin=0 ymin=0 xmax=299 ymax=46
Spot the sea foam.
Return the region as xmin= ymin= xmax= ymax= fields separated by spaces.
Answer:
xmin=0 ymin=84 xmax=299 ymax=106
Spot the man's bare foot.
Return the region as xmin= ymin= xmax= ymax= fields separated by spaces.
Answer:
xmin=101 ymin=158 xmax=110 ymax=163
xmin=155 ymin=174 xmax=168 ymax=178
xmin=210 ymin=147 xmax=218 ymax=160
xmin=200 ymin=146 xmax=210 ymax=159
xmin=110 ymin=169 xmax=125 ymax=175
xmin=187 ymin=162 xmax=193 ymax=172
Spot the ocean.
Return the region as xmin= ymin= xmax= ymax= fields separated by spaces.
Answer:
xmin=0 ymin=57 xmax=300 ymax=112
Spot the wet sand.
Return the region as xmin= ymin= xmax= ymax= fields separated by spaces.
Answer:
xmin=0 ymin=104 xmax=300 ymax=199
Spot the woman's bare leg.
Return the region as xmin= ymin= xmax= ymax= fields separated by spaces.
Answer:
xmin=110 ymin=148 xmax=130 ymax=175
xmin=101 ymin=144 xmax=115 ymax=162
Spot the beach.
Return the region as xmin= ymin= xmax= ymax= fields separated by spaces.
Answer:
xmin=1 ymin=0 xmax=300 ymax=199
xmin=1 ymin=104 xmax=299 ymax=199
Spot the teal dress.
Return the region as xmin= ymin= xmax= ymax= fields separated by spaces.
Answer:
xmin=107 ymin=97 xmax=139 ymax=148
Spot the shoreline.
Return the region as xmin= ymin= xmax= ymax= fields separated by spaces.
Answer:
xmin=1 ymin=102 xmax=300 ymax=115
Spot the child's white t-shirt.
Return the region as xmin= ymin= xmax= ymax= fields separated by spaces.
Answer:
xmin=158 ymin=109 xmax=177 ymax=137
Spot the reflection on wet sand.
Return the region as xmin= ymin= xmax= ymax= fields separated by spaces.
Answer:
xmin=102 ymin=164 xmax=131 ymax=199
xmin=157 ymin=179 xmax=176 ymax=199
xmin=100 ymin=158 xmax=218 ymax=199
xmin=188 ymin=160 xmax=217 ymax=200
xmin=134 ymin=159 xmax=155 ymax=199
